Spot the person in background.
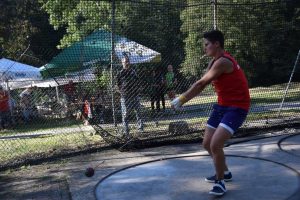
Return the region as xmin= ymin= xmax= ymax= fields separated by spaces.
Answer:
xmin=8 ymin=95 xmax=16 ymax=125
xmin=165 ymin=64 xmax=177 ymax=102
xmin=157 ymin=68 xmax=166 ymax=112
xmin=82 ymin=94 xmax=92 ymax=126
xmin=149 ymin=70 xmax=160 ymax=113
xmin=20 ymin=87 xmax=37 ymax=123
xmin=64 ymin=80 xmax=76 ymax=103
xmin=0 ymin=86 xmax=11 ymax=129
xmin=117 ymin=56 xmax=144 ymax=137
xmin=92 ymin=93 xmax=104 ymax=124
xmin=64 ymin=80 xmax=76 ymax=117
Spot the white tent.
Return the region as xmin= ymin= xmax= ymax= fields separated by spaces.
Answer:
xmin=0 ymin=58 xmax=42 ymax=89
xmin=19 ymin=68 xmax=96 ymax=101
xmin=17 ymin=67 xmax=96 ymax=89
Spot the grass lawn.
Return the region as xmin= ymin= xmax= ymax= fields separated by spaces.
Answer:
xmin=0 ymin=131 xmax=103 ymax=166
xmin=1 ymin=82 xmax=300 ymax=167
xmin=0 ymin=118 xmax=81 ymax=136
xmin=141 ymin=82 xmax=300 ymax=108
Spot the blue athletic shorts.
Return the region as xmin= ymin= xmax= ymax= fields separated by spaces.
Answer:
xmin=207 ymin=104 xmax=248 ymax=135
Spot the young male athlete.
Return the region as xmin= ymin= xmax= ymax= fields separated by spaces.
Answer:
xmin=171 ymin=30 xmax=250 ymax=196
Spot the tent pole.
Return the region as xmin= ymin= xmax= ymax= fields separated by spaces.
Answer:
xmin=55 ymin=86 xmax=60 ymax=102
xmin=6 ymin=81 xmax=13 ymax=120
xmin=110 ymin=0 xmax=117 ymax=127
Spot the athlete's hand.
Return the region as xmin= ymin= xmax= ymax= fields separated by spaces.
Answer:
xmin=171 ymin=95 xmax=187 ymax=110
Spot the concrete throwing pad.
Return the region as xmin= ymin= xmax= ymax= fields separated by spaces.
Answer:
xmin=95 ymin=155 xmax=300 ymax=200
xmin=279 ymin=134 xmax=300 ymax=157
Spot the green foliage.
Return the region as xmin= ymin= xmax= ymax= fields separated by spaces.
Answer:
xmin=217 ymin=1 xmax=300 ymax=86
xmin=39 ymin=0 xmax=111 ymax=48
xmin=96 ymin=69 xmax=110 ymax=90
xmin=38 ymin=0 xmax=185 ymax=73
xmin=1 ymin=0 xmax=300 ymax=87
xmin=180 ymin=0 xmax=212 ymax=78
xmin=1 ymin=0 xmax=36 ymax=59
xmin=116 ymin=0 xmax=185 ymax=68
xmin=180 ymin=0 xmax=300 ymax=86
xmin=1 ymin=0 xmax=64 ymax=66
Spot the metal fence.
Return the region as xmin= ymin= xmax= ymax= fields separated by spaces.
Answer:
xmin=1 ymin=0 xmax=300 ymax=170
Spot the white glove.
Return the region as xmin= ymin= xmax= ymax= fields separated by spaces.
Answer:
xmin=171 ymin=95 xmax=187 ymax=110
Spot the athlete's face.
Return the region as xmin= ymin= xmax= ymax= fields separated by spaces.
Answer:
xmin=203 ymin=39 xmax=218 ymax=57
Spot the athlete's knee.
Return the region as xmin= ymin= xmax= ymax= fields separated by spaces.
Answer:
xmin=202 ymin=140 xmax=211 ymax=151
xmin=210 ymin=142 xmax=223 ymax=155
xmin=203 ymin=127 xmax=215 ymax=152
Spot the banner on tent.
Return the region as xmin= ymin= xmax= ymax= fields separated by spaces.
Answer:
xmin=115 ymin=39 xmax=161 ymax=64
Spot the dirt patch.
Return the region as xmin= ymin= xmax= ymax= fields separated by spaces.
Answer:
xmin=0 ymin=162 xmax=71 ymax=200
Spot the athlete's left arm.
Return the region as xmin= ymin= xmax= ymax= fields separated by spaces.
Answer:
xmin=182 ymin=58 xmax=233 ymax=102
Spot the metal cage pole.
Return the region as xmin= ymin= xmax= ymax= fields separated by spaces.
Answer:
xmin=213 ymin=0 xmax=218 ymax=30
xmin=277 ymin=49 xmax=300 ymax=117
xmin=76 ymin=8 xmax=85 ymax=103
xmin=110 ymin=0 xmax=117 ymax=127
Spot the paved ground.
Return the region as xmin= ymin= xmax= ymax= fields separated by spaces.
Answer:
xmin=94 ymin=133 xmax=300 ymax=200
xmin=0 ymin=129 xmax=300 ymax=200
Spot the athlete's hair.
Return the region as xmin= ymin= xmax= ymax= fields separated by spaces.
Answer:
xmin=203 ymin=30 xmax=224 ymax=49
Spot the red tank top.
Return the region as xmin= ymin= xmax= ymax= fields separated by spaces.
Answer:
xmin=211 ymin=52 xmax=250 ymax=111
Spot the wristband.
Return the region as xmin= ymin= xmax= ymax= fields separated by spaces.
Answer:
xmin=178 ymin=95 xmax=187 ymax=105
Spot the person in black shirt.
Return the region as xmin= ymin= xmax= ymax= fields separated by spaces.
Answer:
xmin=149 ymin=69 xmax=165 ymax=113
xmin=149 ymin=70 xmax=159 ymax=112
xmin=117 ymin=56 xmax=144 ymax=136
xmin=157 ymin=68 xmax=166 ymax=111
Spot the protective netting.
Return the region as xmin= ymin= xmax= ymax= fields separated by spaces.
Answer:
xmin=0 ymin=0 xmax=300 ymax=169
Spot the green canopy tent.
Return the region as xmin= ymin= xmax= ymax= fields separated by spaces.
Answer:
xmin=40 ymin=28 xmax=161 ymax=127
xmin=40 ymin=29 xmax=161 ymax=78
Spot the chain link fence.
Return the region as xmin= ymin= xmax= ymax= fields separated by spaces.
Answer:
xmin=1 ymin=0 xmax=300 ymax=170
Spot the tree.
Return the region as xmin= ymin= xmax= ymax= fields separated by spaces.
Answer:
xmin=218 ymin=0 xmax=300 ymax=86
xmin=38 ymin=0 xmax=186 ymax=87
xmin=117 ymin=0 xmax=185 ymax=68
xmin=180 ymin=0 xmax=300 ymax=87
xmin=0 ymin=0 xmax=64 ymax=66
xmin=38 ymin=0 xmax=184 ymax=64
xmin=180 ymin=0 xmax=212 ymax=78
xmin=39 ymin=0 xmax=112 ymax=49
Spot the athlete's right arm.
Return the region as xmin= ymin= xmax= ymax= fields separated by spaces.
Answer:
xmin=183 ymin=59 xmax=229 ymax=99
xmin=171 ymin=58 xmax=232 ymax=109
